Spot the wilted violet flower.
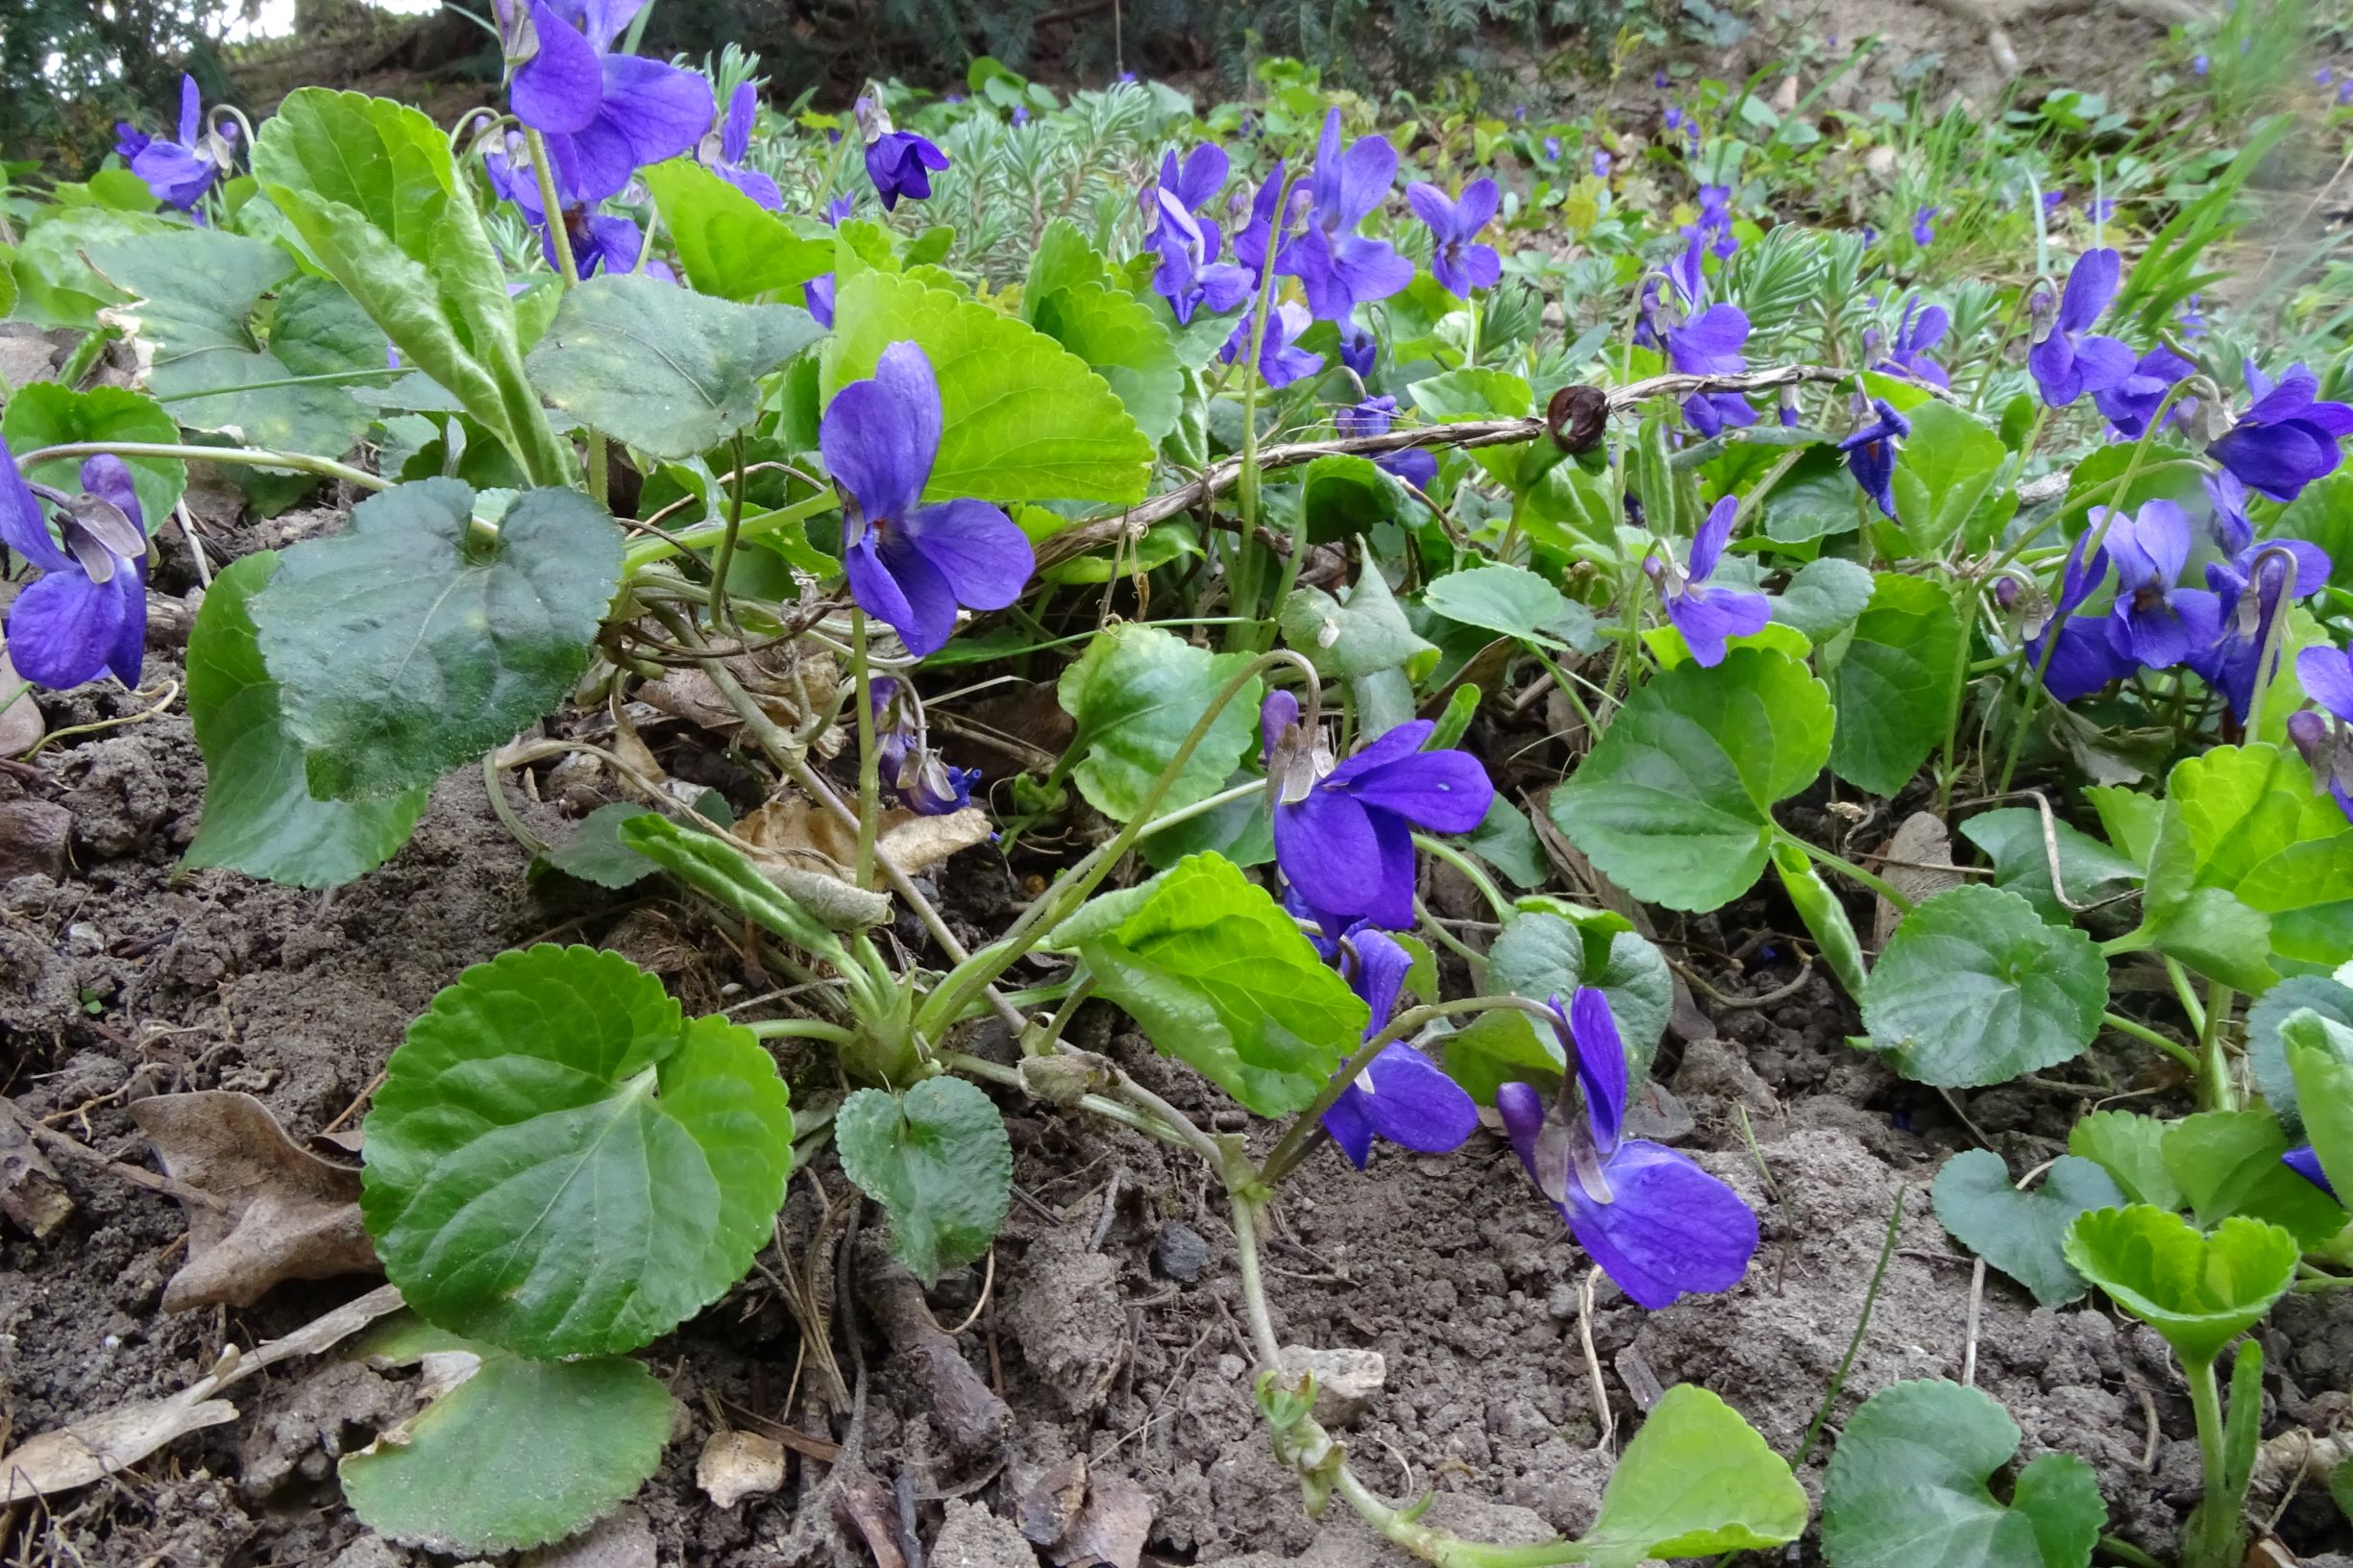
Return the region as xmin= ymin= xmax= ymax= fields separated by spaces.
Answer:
xmin=0 ymin=447 xmax=147 ymax=691
xmin=1280 ymin=110 xmax=1412 ymax=321
xmin=1497 ymin=990 xmax=1759 ymax=1310
xmin=1220 ymin=302 xmax=1323 ymax=389
xmin=821 ymin=343 xmax=1033 ymax=657
xmin=2189 ymin=537 xmax=2328 ymax=720
xmin=2208 ymin=359 xmax=2353 ymax=502
xmin=702 ymin=82 xmax=781 ymax=209
xmin=1644 ymin=496 xmax=1769 ymax=667
xmin=1838 ymin=398 xmax=1909 ymax=518
xmin=855 ymin=94 xmax=950 ymax=211
xmin=2289 ymin=646 xmax=2353 ymax=821
xmin=118 ymin=75 xmax=232 ymax=213
xmin=870 ymin=675 xmax=978 ymax=815
xmin=1406 ymin=178 xmax=1501 ymax=298
xmin=511 ymin=0 xmax=712 ymax=207
xmin=2028 ymin=249 xmax=2134 ymax=407
xmin=1262 ymin=691 xmax=1493 ymax=931
xmin=1336 ymin=396 xmax=1437 ymax=491
xmin=1320 ymin=926 xmax=1478 ymax=1168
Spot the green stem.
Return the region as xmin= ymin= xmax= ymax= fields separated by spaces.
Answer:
xmin=2198 ymin=979 xmax=2236 ymax=1112
xmin=850 ymin=608 xmax=880 ymax=890
xmin=623 ymin=489 xmax=835 ymax=574
xmin=2182 ymin=1354 xmax=2237 ymax=1568
xmin=157 ymin=365 xmax=407 ymax=403
xmin=1223 ymin=169 xmax=1300 ymax=651
xmin=521 ymin=125 xmax=606 ymax=506
xmin=16 ymin=440 xmax=386 ymax=492
xmin=2096 ymin=1534 xmax=2169 ymax=1568
xmin=2102 ymin=1011 xmax=2202 ymax=1074
xmin=1779 ymin=831 xmax=1914 ymax=914
xmin=707 ymin=431 xmax=748 ymax=627
xmin=1413 ymin=834 xmax=1511 ymax=920
xmin=1934 ymin=570 xmax=1978 ymax=814
xmin=746 ymin=1017 xmax=859 ymax=1045
xmin=1790 ymin=1188 xmax=1905 ymax=1469
xmin=1027 ymin=974 xmax=1099 ymax=1056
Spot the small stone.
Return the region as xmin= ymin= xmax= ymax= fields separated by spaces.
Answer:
xmin=0 ymin=801 xmax=71 ymax=882
xmin=695 ymin=1429 xmax=786 ymax=1507
xmin=1151 ymin=1219 xmax=1212 ymax=1284
xmin=1275 ymin=1344 xmax=1386 ymax=1428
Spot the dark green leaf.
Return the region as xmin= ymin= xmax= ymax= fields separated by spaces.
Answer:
xmin=1891 ymin=404 xmax=2013 ymax=556
xmin=1769 ymin=556 xmax=1875 ymax=641
xmin=1824 ymin=573 xmax=1963 ymax=797
xmin=1485 ymin=913 xmax=1670 ymax=1082
xmin=1465 ymin=797 xmax=1548 ymax=889
xmin=1860 ymin=886 xmax=2106 ymax=1086
xmin=182 ymin=552 xmax=427 ymax=887
xmin=361 ymin=944 xmax=794 ymax=1357
xmin=1422 ymin=564 xmax=1579 ymax=645
xmin=543 ymin=801 xmax=667 ymax=889
xmin=2245 ymin=970 xmax=2353 ymax=1119
xmin=1281 ymin=559 xmax=1436 ymax=682
xmin=527 ymin=273 xmax=821 ymax=460
xmin=1931 ymin=1150 xmax=2124 ymax=1308
xmin=836 ymin=1077 xmax=1012 ymax=1284
xmin=1441 ymin=1009 xmax=1564 ymax=1104
xmin=2068 ymin=1111 xmax=2183 ymax=1211
xmin=1957 ymin=808 xmax=2142 ymax=927
xmin=251 ymin=478 xmax=622 ymax=800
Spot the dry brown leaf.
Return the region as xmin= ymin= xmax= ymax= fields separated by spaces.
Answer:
xmin=0 ymin=648 xmax=42 ymax=757
xmin=1051 ymin=1471 xmax=1154 ymax=1568
xmin=639 ymin=647 xmax=842 ymax=758
xmin=0 ymin=1094 xmax=72 ymax=1238
xmin=0 ymin=1285 xmax=403 ymax=1503
xmin=130 ymin=1090 xmax=380 ymax=1311
xmin=742 ymin=796 xmax=993 ymax=880
xmin=696 ymin=1430 xmax=786 ymax=1507
xmin=1872 ymin=811 xmax=1965 ymax=947
xmin=1018 ymin=1453 xmax=1090 ymax=1547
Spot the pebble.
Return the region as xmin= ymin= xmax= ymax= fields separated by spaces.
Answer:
xmin=1152 ymin=1218 xmax=1212 ymax=1283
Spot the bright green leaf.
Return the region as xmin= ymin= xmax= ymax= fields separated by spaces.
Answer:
xmin=1825 ymin=573 xmax=1963 ymax=796
xmin=1048 ymin=852 xmax=1366 ymax=1115
xmin=1772 ymin=841 xmax=1869 ymax=998
xmin=1550 ymin=649 xmax=1833 ymax=912
xmin=2162 ymin=1110 xmax=2348 ymax=1248
xmin=1860 ymin=886 xmax=2106 ymax=1087
xmin=527 ymin=273 xmax=821 ymax=460
xmin=2068 ymin=1111 xmax=2183 ymax=1211
xmin=1056 ymin=624 xmax=1262 ymax=823
xmin=1931 ymin=1150 xmax=2124 ymax=1308
xmin=2284 ymin=1010 xmax=2353 ymax=1215
xmin=1029 ymin=282 xmax=1183 ymax=444
xmin=1423 ymin=563 xmax=1576 ymax=645
xmin=2064 ymin=1207 xmax=2299 ymax=1365
xmin=251 ymin=478 xmax=621 ymax=800
xmin=1822 ymin=1379 xmax=2104 ymax=1568
xmin=361 ymin=944 xmax=794 ymax=1357
xmin=836 ymin=1077 xmax=1012 ymax=1284
xmin=1577 ymin=1384 xmax=1809 ymax=1568
xmin=1891 ymin=403 xmax=2013 ymax=556
xmin=2143 ymin=743 xmax=2353 ymax=978
xmin=1441 ymin=1009 xmax=1564 ymax=1104
xmin=823 ymin=267 xmax=1150 ymax=503
xmin=181 ymin=552 xmax=427 ymax=887
xmin=640 ymin=159 xmax=832 ymax=303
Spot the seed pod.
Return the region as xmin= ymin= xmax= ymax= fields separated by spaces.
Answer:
xmin=1546 ymin=384 xmax=1608 ymax=453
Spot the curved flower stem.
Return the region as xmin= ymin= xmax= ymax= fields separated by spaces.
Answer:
xmin=623 ymin=489 xmax=834 ymax=575
xmin=2196 ymin=978 xmax=2236 ymax=1112
xmin=1775 ymin=829 xmax=1913 ymax=914
xmin=16 ymin=440 xmax=385 ymax=493
xmin=1933 ymin=569 xmax=1979 ymax=815
xmin=1224 ymin=168 xmax=1303 ymax=651
xmin=707 ymin=431 xmax=749 ymax=627
xmin=1413 ymin=833 xmax=1510 ymax=920
xmin=850 ymin=608 xmax=880 ymax=888
xmin=479 ymin=752 xmax=548 ymax=854
xmin=2101 ymin=1010 xmax=2201 ymax=1074
xmin=916 ymin=649 xmax=1321 ymax=1038
xmin=941 ymin=1049 xmax=1189 ymax=1148
xmin=747 ymin=1017 xmax=860 ymax=1045
xmin=1259 ymin=993 xmax=1563 ymax=1188
xmin=521 ymin=125 xmax=607 ymax=509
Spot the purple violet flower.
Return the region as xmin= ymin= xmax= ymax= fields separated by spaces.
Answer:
xmin=2093 ymin=345 xmax=2194 ymax=438
xmin=1407 ymin=178 xmax=1502 ymax=298
xmin=1644 ymin=495 xmax=1769 ymax=667
xmin=1220 ymin=302 xmax=1323 ymax=389
xmin=1838 ymin=398 xmax=1909 ymax=518
xmin=122 ymin=74 xmax=231 ymax=212
xmin=1872 ymin=294 xmax=1951 ymax=388
xmin=2193 ymin=53 xmax=2210 ymax=75
xmin=1261 ymin=691 xmax=1493 ymax=931
xmin=1593 ymin=150 xmax=1613 ymax=178
xmin=2208 ymin=359 xmax=2353 ymax=502
xmin=2289 ymin=646 xmax=2353 ymax=822
xmin=805 ymin=274 xmax=836 ymax=328
xmin=1320 ymin=926 xmax=1478 ymax=1168
xmin=1911 ymin=206 xmax=1938 ymax=246
xmin=2286 ymin=1144 xmax=2337 ymax=1198
xmin=821 ymin=343 xmax=1033 ymax=657
xmin=1659 ymin=236 xmax=1754 ymax=435
xmin=1142 ymin=144 xmax=1250 ymax=326
xmin=1542 ymin=135 xmax=1561 ymax=160
xmin=1336 ymin=313 xmax=1377 ymax=379
xmin=1497 ymin=990 xmax=1759 ymax=1310
xmin=511 ymin=0 xmax=713 ymax=207
xmin=2187 ymin=540 xmax=2322 ymax=720
xmin=870 ymin=675 xmax=978 ymax=814
xmin=1336 ymin=396 xmax=1437 ymax=491
xmin=2022 ymin=526 xmax=2133 ymax=700
xmin=2103 ymin=501 xmax=2221 ymax=671
xmin=2027 ymin=249 xmax=2135 ymax=407
xmin=702 ymin=82 xmax=782 ymax=209
xmin=1279 ymin=109 xmax=1412 ymax=322
xmin=855 ymin=94 xmax=950 ymax=211
xmin=0 ymin=447 xmax=148 ymax=691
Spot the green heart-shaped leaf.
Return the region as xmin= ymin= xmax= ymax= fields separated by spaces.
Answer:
xmin=2062 ymin=1207 xmax=2299 ymax=1366
xmin=1823 ymin=572 xmax=1964 ymax=797
xmin=1575 ymin=1384 xmax=1808 ymax=1568
xmin=1931 ymin=1150 xmax=2124 ymax=1308
xmin=1485 ymin=912 xmax=1671 ymax=1085
xmin=1056 ymin=624 xmax=1262 ymax=823
xmin=1860 ymin=885 xmax=2107 ymax=1086
xmin=361 ymin=944 xmax=794 ymax=1357
xmin=2068 ymin=1111 xmax=2182 ymax=1212
xmin=2285 ymin=1008 xmax=2353 ymax=1209
xmin=2247 ymin=977 xmax=2353 ymax=1129
xmin=836 ymin=1076 xmax=1013 ymax=1285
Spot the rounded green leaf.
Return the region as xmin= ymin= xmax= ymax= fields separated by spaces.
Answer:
xmin=1823 ymin=1380 xmax=2104 ymax=1568
xmin=181 ymin=551 xmax=427 ymax=888
xmin=1550 ymin=648 xmax=1833 ymax=912
xmin=2245 ymin=976 xmax=2353 ymax=1127
xmin=1029 ymin=281 xmax=1183 ymax=444
xmin=1485 ymin=912 xmax=1670 ymax=1084
xmin=1578 ymin=1384 xmax=1808 ymax=1568
xmin=1056 ymin=624 xmax=1262 ymax=823
xmin=2061 ymin=1207 xmax=2299 ymax=1365
xmin=527 ymin=272 xmax=822 ymax=459
xmin=2068 ymin=1111 xmax=2182 ymax=1211
xmin=361 ymin=945 xmax=795 ymax=1357
xmin=640 ymin=159 xmax=833 ymax=302
xmin=1769 ymin=556 xmax=1875 ymax=642
xmin=341 ymin=1318 xmax=671 ymax=1556
xmin=1860 ymin=886 xmax=2106 ymax=1087
xmin=2144 ymin=743 xmax=2353 ymax=976
xmin=1890 ymin=403 xmax=2014 ymax=555
xmin=250 ymin=478 xmax=622 ymax=801
xmin=2161 ymin=1110 xmax=2348 ymax=1247
xmin=837 ymin=1077 xmax=1013 ymax=1285
xmin=1824 ymin=573 xmax=1964 ymax=797
xmin=823 ymin=266 xmax=1151 ymax=503
xmin=0 ymin=381 xmax=184 ymax=527
xmin=1931 ymin=1150 xmax=2123 ymax=1309
xmin=1422 ymin=564 xmax=1580 ymax=645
